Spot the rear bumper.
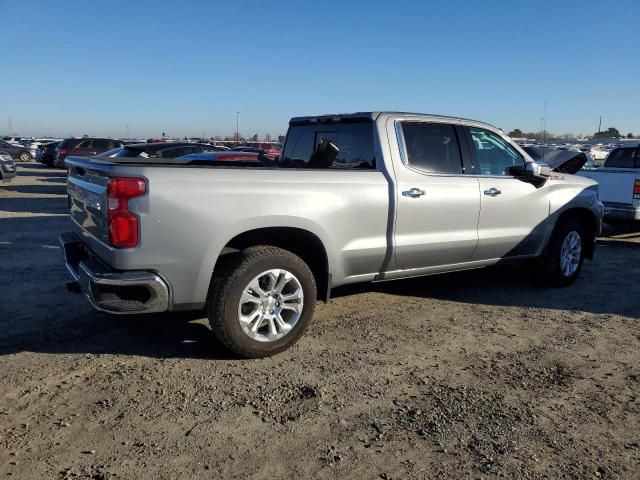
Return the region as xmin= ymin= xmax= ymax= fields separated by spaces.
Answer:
xmin=59 ymin=232 xmax=170 ymax=314
xmin=603 ymin=202 xmax=640 ymax=221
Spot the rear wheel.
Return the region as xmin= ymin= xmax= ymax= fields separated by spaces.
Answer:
xmin=207 ymin=246 xmax=317 ymax=358
xmin=534 ymin=219 xmax=585 ymax=287
xmin=19 ymin=151 xmax=31 ymax=162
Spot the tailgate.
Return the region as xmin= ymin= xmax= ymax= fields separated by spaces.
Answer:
xmin=67 ymin=159 xmax=111 ymax=245
xmin=579 ymin=170 xmax=639 ymax=205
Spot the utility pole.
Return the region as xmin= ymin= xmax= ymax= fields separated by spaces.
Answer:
xmin=236 ymin=112 xmax=240 ymax=144
xmin=540 ymin=117 xmax=544 ymax=137
xmin=597 ymin=116 xmax=602 ymax=143
xmin=543 ymin=100 xmax=547 ymax=146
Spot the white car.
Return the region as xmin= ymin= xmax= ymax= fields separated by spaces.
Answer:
xmin=590 ymin=147 xmax=610 ymax=161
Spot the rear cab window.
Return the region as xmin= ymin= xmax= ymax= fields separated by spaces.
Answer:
xmin=280 ymin=121 xmax=376 ymax=169
xmin=605 ymin=148 xmax=638 ymax=168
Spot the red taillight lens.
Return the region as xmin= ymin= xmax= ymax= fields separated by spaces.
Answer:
xmin=59 ymin=148 xmax=67 ymax=158
xmin=107 ymin=177 xmax=146 ymax=248
xmin=634 ymin=180 xmax=640 ymax=199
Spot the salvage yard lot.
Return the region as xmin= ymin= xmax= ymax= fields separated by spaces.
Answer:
xmin=1 ymin=163 xmax=639 ymax=479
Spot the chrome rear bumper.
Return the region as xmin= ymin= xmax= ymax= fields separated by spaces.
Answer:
xmin=59 ymin=232 xmax=170 ymax=314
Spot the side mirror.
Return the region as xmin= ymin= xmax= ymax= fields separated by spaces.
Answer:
xmin=525 ymin=161 xmax=551 ymax=187
xmin=508 ymin=161 xmax=550 ymax=187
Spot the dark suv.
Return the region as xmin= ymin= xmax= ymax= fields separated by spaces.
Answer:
xmin=54 ymin=138 xmax=123 ymax=168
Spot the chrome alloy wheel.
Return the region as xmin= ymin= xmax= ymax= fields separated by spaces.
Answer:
xmin=237 ymin=269 xmax=304 ymax=342
xmin=560 ymin=231 xmax=581 ymax=277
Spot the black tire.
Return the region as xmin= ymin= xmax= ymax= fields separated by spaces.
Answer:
xmin=207 ymin=246 xmax=317 ymax=358
xmin=534 ymin=219 xmax=585 ymax=287
xmin=19 ymin=151 xmax=32 ymax=162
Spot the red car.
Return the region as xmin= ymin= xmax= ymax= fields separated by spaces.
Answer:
xmin=55 ymin=138 xmax=123 ymax=167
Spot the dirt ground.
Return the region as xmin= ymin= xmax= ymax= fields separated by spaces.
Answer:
xmin=1 ymin=162 xmax=638 ymax=479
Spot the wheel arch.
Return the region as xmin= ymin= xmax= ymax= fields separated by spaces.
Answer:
xmin=551 ymin=207 xmax=599 ymax=260
xmin=214 ymin=227 xmax=331 ymax=302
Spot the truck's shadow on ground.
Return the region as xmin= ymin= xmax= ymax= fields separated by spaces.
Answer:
xmin=16 ymin=164 xmax=67 ymax=177
xmin=0 ymin=308 xmax=239 ymax=360
xmin=1 ymin=179 xmax=638 ymax=360
xmin=2 ymin=183 xmax=66 ymax=195
xmin=333 ymin=223 xmax=640 ymax=319
xmin=0 ymin=197 xmax=69 ymax=214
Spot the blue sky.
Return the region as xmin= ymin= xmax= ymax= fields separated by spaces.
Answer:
xmin=1 ymin=0 xmax=639 ymax=138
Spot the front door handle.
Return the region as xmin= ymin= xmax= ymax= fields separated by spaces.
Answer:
xmin=483 ymin=187 xmax=502 ymax=196
xmin=402 ymin=188 xmax=425 ymax=198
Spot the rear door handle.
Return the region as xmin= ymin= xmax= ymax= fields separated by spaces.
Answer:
xmin=402 ymin=188 xmax=425 ymax=198
xmin=483 ymin=187 xmax=502 ymax=196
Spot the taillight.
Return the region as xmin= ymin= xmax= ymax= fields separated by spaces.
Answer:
xmin=59 ymin=148 xmax=67 ymax=158
xmin=634 ymin=179 xmax=640 ymax=199
xmin=107 ymin=177 xmax=146 ymax=248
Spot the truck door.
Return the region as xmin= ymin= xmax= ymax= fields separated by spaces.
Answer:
xmin=390 ymin=119 xmax=481 ymax=270
xmin=463 ymin=126 xmax=550 ymax=260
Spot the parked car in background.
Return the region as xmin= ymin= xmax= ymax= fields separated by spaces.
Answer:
xmin=95 ymin=142 xmax=227 ymax=159
xmin=54 ymin=138 xmax=124 ymax=168
xmin=0 ymin=140 xmax=33 ymax=162
xmin=177 ymin=151 xmax=261 ymax=164
xmin=578 ymin=143 xmax=640 ymax=223
xmin=231 ymin=144 xmax=281 ymax=160
xmin=590 ymin=146 xmax=610 ymax=162
xmin=582 ymin=155 xmax=599 ymax=170
xmin=0 ymin=151 xmax=17 ymax=182
xmin=60 ymin=111 xmax=602 ymax=358
xmin=37 ymin=141 xmax=61 ymax=166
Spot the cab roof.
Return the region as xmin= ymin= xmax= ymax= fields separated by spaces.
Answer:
xmin=289 ymin=111 xmax=498 ymax=130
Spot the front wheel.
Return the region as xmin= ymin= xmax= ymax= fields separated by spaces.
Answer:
xmin=534 ymin=219 xmax=585 ymax=287
xmin=207 ymin=246 xmax=317 ymax=358
xmin=19 ymin=151 xmax=32 ymax=162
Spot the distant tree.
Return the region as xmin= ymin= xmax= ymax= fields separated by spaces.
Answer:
xmin=627 ymin=132 xmax=635 ymax=139
xmin=277 ymin=135 xmax=285 ymax=143
xmin=508 ymin=128 xmax=523 ymax=137
xmin=251 ymin=133 xmax=259 ymax=141
xmin=594 ymin=127 xmax=621 ymax=138
xmin=265 ymin=133 xmax=272 ymax=142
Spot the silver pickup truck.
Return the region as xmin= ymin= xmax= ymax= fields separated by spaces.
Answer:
xmin=61 ymin=112 xmax=603 ymax=357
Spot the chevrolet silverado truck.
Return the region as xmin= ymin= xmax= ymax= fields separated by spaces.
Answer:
xmin=60 ymin=112 xmax=603 ymax=358
xmin=578 ymin=143 xmax=640 ymax=222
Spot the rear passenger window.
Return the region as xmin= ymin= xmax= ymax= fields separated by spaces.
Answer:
xmin=605 ymin=148 xmax=637 ymax=168
xmin=75 ymin=140 xmax=91 ymax=148
xmin=400 ymin=122 xmax=463 ymax=174
xmin=468 ymin=127 xmax=523 ymax=176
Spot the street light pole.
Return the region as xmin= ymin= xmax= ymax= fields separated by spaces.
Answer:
xmin=236 ymin=112 xmax=240 ymax=144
